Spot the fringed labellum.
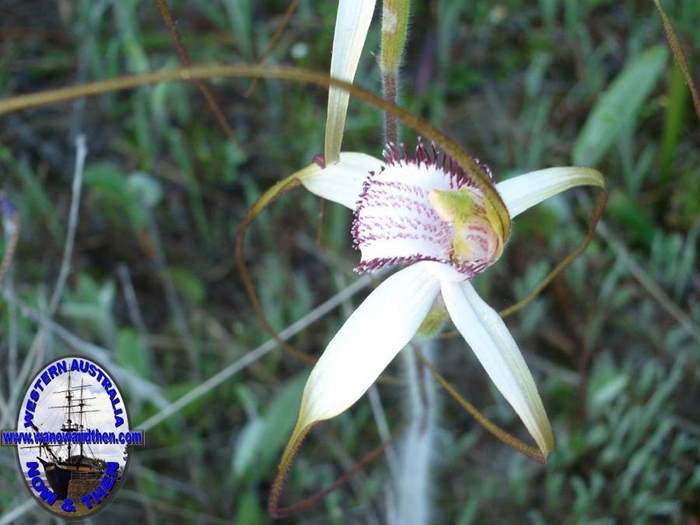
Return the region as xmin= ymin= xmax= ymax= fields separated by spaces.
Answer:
xmin=353 ymin=142 xmax=507 ymax=276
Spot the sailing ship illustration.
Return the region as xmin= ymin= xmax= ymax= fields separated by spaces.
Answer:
xmin=24 ymin=371 xmax=111 ymax=500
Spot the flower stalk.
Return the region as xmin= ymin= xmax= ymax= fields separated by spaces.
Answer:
xmin=382 ymin=6 xmax=438 ymax=507
xmin=380 ymin=0 xmax=410 ymax=144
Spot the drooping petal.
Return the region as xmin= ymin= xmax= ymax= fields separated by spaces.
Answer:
xmin=294 ymin=262 xmax=440 ymax=430
xmin=441 ymin=280 xmax=554 ymax=457
xmin=325 ymin=0 xmax=377 ymax=164
xmin=495 ymin=167 xmax=604 ymax=219
xmin=298 ymin=152 xmax=381 ymax=209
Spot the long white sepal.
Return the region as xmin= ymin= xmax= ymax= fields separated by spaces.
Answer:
xmin=495 ymin=167 xmax=604 ymax=219
xmin=298 ymin=152 xmax=381 ymax=209
xmin=295 ymin=262 xmax=440 ymax=429
xmin=441 ymin=280 xmax=554 ymax=457
xmin=324 ymin=0 xmax=377 ymax=164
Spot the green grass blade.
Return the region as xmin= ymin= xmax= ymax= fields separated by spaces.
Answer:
xmin=573 ymin=46 xmax=668 ymax=167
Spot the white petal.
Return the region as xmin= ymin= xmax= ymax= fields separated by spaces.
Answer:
xmin=325 ymin=0 xmax=377 ymax=163
xmin=441 ymin=280 xmax=554 ymax=456
xmin=298 ymin=152 xmax=381 ymax=209
xmin=297 ymin=262 xmax=440 ymax=426
xmin=495 ymin=167 xmax=604 ymax=219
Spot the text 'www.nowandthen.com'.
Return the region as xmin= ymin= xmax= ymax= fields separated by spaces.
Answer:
xmin=1 ymin=429 xmax=144 ymax=446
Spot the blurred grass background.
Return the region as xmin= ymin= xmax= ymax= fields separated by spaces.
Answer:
xmin=0 ymin=0 xmax=699 ymax=523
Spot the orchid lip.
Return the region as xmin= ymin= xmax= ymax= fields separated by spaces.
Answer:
xmin=351 ymin=141 xmax=503 ymax=277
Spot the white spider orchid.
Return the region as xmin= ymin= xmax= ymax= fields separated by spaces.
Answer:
xmin=295 ymin=143 xmax=603 ymax=458
xmin=276 ymin=0 xmax=604 ymax=461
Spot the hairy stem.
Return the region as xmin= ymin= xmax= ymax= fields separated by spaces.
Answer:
xmin=380 ymin=0 xmax=410 ymax=145
xmin=383 ymin=73 xmax=399 ymax=144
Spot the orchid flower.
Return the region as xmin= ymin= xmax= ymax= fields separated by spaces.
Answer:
xmin=292 ymin=144 xmax=603 ymax=459
xmin=270 ymin=0 xmax=604 ymax=462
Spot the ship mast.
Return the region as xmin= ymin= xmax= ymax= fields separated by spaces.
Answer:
xmin=39 ymin=372 xmax=98 ymax=462
xmin=50 ymin=372 xmax=96 ymax=460
xmin=65 ymin=371 xmax=73 ymax=459
xmin=79 ymin=378 xmax=85 ymax=458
